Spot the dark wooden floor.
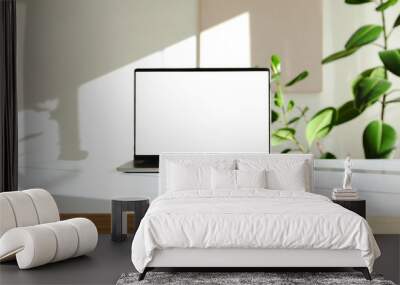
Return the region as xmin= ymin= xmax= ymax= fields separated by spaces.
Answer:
xmin=0 ymin=235 xmax=133 ymax=285
xmin=0 ymin=235 xmax=399 ymax=285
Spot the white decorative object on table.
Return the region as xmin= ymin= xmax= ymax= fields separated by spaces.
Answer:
xmin=342 ymin=156 xmax=353 ymax=190
xmin=0 ymin=189 xmax=98 ymax=269
xmin=332 ymin=157 xmax=359 ymax=200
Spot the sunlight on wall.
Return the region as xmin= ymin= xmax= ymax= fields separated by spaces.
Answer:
xmin=49 ymin=37 xmax=199 ymax=207
xmin=200 ymin=12 xmax=251 ymax=67
xmin=163 ymin=36 xmax=197 ymax=67
xmin=78 ymin=36 xmax=197 ymax=167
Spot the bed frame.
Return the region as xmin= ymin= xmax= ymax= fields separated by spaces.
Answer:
xmin=139 ymin=248 xmax=371 ymax=280
xmin=138 ymin=153 xmax=372 ymax=281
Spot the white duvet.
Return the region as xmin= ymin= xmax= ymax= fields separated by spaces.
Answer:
xmin=131 ymin=190 xmax=380 ymax=273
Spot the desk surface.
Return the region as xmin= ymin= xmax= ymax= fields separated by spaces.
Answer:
xmin=116 ymin=160 xmax=159 ymax=173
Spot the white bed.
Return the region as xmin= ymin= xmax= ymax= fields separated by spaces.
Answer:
xmin=131 ymin=153 xmax=380 ymax=280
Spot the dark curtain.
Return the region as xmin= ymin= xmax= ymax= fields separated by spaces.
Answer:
xmin=0 ymin=0 xmax=17 ymax=192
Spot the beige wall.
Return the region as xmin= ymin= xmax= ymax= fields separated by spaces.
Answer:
xmin=17 ymin=0 xmax=400 ymax=216
xmin=199 ymin=0 xmax=323 ymax=93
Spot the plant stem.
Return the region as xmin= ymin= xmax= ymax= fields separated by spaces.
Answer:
xmin=301 ymin=108 xmax=309 ymax=123
xmin=292 ymin=136 xmax=307 ymax=153
xmin=276 ymin=81 xmax=288 ymax=125
xmin=271 ymin=64 xmax=308 ymax=154
xmin=281 ymin=106 xmax=288 ymax=124
xmin=279 ymin=83 xmax=307 ymax=153
xmin=316 ymin=141 xmax=324 ymax=156
xmin=380 ymin=0 xmax=389 ymax=121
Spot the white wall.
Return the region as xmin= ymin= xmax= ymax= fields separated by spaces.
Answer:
xmin=17 ymin=0 xmax=198 ymax=212
xmin=17 ymin=0 xmax=400 ymax=233
xmin=315 ymin=159 xmax=400 ymax=234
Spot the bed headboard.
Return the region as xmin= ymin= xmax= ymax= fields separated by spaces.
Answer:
xmin=159 ymin=153 xmax=314 ymax=195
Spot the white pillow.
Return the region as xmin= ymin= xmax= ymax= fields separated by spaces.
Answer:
xmin=211 ymin=168 xmax=236 ymax=190
xmin=210 ymin=168 xmax=268 ymax=190
xmin=166 ymin=159 xmax=235 ymax=191
xmin=237 ymin=158 xmax=310 ymax=191
xmin=167 ymin=163 xmax=210 ymax=191
xmin=236 ymin=169 xmax=267 ymax=189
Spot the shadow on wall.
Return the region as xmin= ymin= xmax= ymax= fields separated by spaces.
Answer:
xmin=18 ymin=132 xmax=43 ymax=142
xmin=17 ymin=0 xmax=199 ymax=161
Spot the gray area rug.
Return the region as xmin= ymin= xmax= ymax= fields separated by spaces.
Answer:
xmin=116 ymin=272 xmax=396 ymax=285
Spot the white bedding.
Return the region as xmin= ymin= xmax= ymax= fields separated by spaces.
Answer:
xmin=131 ymin=190 xmax=380 ymax=273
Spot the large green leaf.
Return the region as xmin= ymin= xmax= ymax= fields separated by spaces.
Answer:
xmin=336 ymin=100 xmax=363 ymax=125
xmin=345 ymin=25 xmax=383 ymax=49
xmin=274 ymin=90 xmax=284 ymax=108
xmin=376 ymin=0 xmax=398 ymax=11
xmin=271 ymin=110 xmax=279 ymax=123
xmin=345 ymin=0 xmax=373 ymax=3
xmin=360 ymin=66 xmax=386 ymax=79
xmin=353 ymin=77 xmax=391 ymax=111
xmin=306 ymin=107 xmax=336 ymax=146
xmin=285 ymin=71 xmax=309 ymax=87
xmin=394 ymin=14 xmax=400 ymax=28
xmin=322 ymin=48 xmax=358 ymax=64
xmin=320 ymin=152 xmax=337 ymax=159
xmin=271 ymin=128 xmax=295 ymax=146
xmin=271 ymin=54 xmax=281 ymax=74
xmin=352 ymin=66 xmax=386 ymax=94
xmin=363 ymin=120 xmax=397 ymax=158
xmin=379 ymin=49 xmax=400 ymax=76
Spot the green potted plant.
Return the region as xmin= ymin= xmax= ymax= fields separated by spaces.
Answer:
xmin=270 ymin=55 xmax=336 ymax=158
xmin=322 ymin=0 xmax=399 ymax=158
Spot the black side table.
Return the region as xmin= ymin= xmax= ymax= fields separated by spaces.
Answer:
xmin=112 ymin=197 xmax=149 ymax=241
xmin=333 ymin=199 xmax=366 ymax=219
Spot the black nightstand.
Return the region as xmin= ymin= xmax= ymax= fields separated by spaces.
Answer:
xmin=111 ymin=197 xmax=150 ymax=241
xmin=332 ymin=199 xmax=366 ymax=219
